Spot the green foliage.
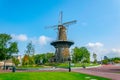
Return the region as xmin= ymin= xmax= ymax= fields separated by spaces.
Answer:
xmin=16 ymin=65 xmax=44 ymax=69
xmin=0 ymin=33 xmax=19 ymax=60
xmin=34 ymin=54 xmax=46 ymax=64
xmin=34 ymin=53 xmax=54 ymax=64
xmin=0 ymin=72 xmax=110 ymax=80
xmin=12 ymin=57 xmax=20 ymax=66
xmin=22 ymin=42 xmax=35 ymax=66
xmin=72 ymin=47 xmax=90 ymax=63
xmin=9 ymin=42 xmax=19 ymax=54
xmin=52 ymin=63 xmax=99 ymax=68
xmin=22 ymin=52 xmax=54 ymax=66
xmin=111 ymin=57 xmax=120 ymax=63
xmin=102 ymin=59 xmax=108 ymax=64
xmin=72 ymin=47 xmax=82 ymax=62
xmin=45 ymin=52 xmax=54 ymax=62
xmin=25 ymin=42 xmax=35 ymax=56
xmin=22 ymin=54 xmax=35 ymax=66
xmin=93 ymin=53 xmax=97 ymax=64
xmin=102 ymin=57 xmax=120 ymax=64
xmin=94 ymin=59 xmax=97 ymax=64
xmin=28 ymin=56 xmax=35 ymax=65
xmin=22 ymin=54 xmax=29 ymax=65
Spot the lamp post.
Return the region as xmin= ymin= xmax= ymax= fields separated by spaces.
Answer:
xmin=68 ymin=57 xmax=71 ymax=72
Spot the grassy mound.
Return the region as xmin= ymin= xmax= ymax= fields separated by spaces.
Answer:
xmin=0 ymin=72 xmax=110 ymax=80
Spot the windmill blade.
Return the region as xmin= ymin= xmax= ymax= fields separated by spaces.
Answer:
xmin=62 ymin=20 xmax=77 ymax=27
xmin=45 ymin=25 xmax=58 ymax=29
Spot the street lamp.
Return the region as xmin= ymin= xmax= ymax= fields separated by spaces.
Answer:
xmin=68 ymin=57 xmax=71 ymax=72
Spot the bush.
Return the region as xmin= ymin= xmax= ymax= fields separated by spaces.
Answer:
xmin=102 ymin=59 xmax=108 ymax=64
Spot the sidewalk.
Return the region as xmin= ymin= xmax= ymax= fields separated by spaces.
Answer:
xmin=72 ymin=65 xmax=120 ymax=80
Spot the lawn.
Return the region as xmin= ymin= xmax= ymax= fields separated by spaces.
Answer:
xmin=0 ymin=72 xmax=110 ymax=80
xmin=44 ymin=62 xmax=100 ymax=68
xmin=16 ymin=63 xmax=100 ymax=69
xmin=16 ymin=65 xmax=48 ymax=69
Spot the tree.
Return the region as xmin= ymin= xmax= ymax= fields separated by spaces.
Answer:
xmin=45 ymin=52 xmax=54 ymax=62
xmin=72 ymin=47 xmax=82 ymax=62
xmin=22 ymin=55 xmax=35 ymax=66
xmin=28 ymin=56 xmax=35 ymax=65
xmin=111 ymin=57 xmax=120 ymax=63
xmin=72 ymin=47 xmax=90 ymax=63
xmin=0 ymin=33 xmax=19 ymax=61
xmin=34 ymin=53 xmax=54 ymax=64
xmin=80 ymin=47 xmax=90 ymax=63
xmin=34 ymin=54 xmax=45 ymax=64
xmin=102 ymin=56 xmax=109 ymax=64
xmin=102 ymin=59 xmax=108 ymax=64
xmin=93 ymin=53 xmax=97 ymax=64
xmin=25 ymin=42 xmax=35 ymax=56
xmin=12 ymin=57 xmax=20 ymax=66
xmin=23 ymin=42 xmax=35 ymax=65
xmin=22 ymin=54 xmax=29 ymax=65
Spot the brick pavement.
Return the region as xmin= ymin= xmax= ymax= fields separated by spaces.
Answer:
xmin=72 ymin=65 xmax=120 ymax=80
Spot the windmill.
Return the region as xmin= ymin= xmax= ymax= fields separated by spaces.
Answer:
xmin=46 ymin=11 xmax=77 ymax=41
xmin=47 ymin=12 xmax=76 ymax=62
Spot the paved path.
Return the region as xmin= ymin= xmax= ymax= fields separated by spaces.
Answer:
xmin=72 ymin=65 xmax=120 ymax=80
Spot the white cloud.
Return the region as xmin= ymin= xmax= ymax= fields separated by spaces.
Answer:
xmin=112 ymin=48 xmax=120 ymax=53
xmin=11 ymin=34 xmax=28 ymax=41
xmin=86 ymin=42 xmax=104 ymax=49
xmin=38 ymin=35 xmax=52 ymax=45
xmin=106 ymin=48 xmax=120 ymax=58
xmin=86 ymin=42 xmax=106 ymax=61
xmin=85 ymin=42 xmax=120 ymax=61
xmin=11 ymin=34 xmax=52 ymax=46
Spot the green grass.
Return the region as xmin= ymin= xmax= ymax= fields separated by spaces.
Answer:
xmin=44 ymin=62 xmax=100 ymax=68
xmin=59 ymin=63 xmax=99 ymax=67
xmin=16 ymin=65 xmax=48 ymax=69
xmin=0 ymin=72 xmax=110 ymax=80
xmin=16 ymin=63 xmax=100 ymax=69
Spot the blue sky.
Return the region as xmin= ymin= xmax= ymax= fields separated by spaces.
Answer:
xmin=0 ymin=0 xmax=120 ymax=60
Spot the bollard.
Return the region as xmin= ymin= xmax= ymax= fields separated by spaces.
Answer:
xmin=12 ymin=66 xmax=16 ymax=72
xmin=69 ymin=66 xmax=71 ymax=72
xmin=82 ymin=65 xmax=86 ymax=69
xmin=68 ymin=60 xmax=71 ymax=72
